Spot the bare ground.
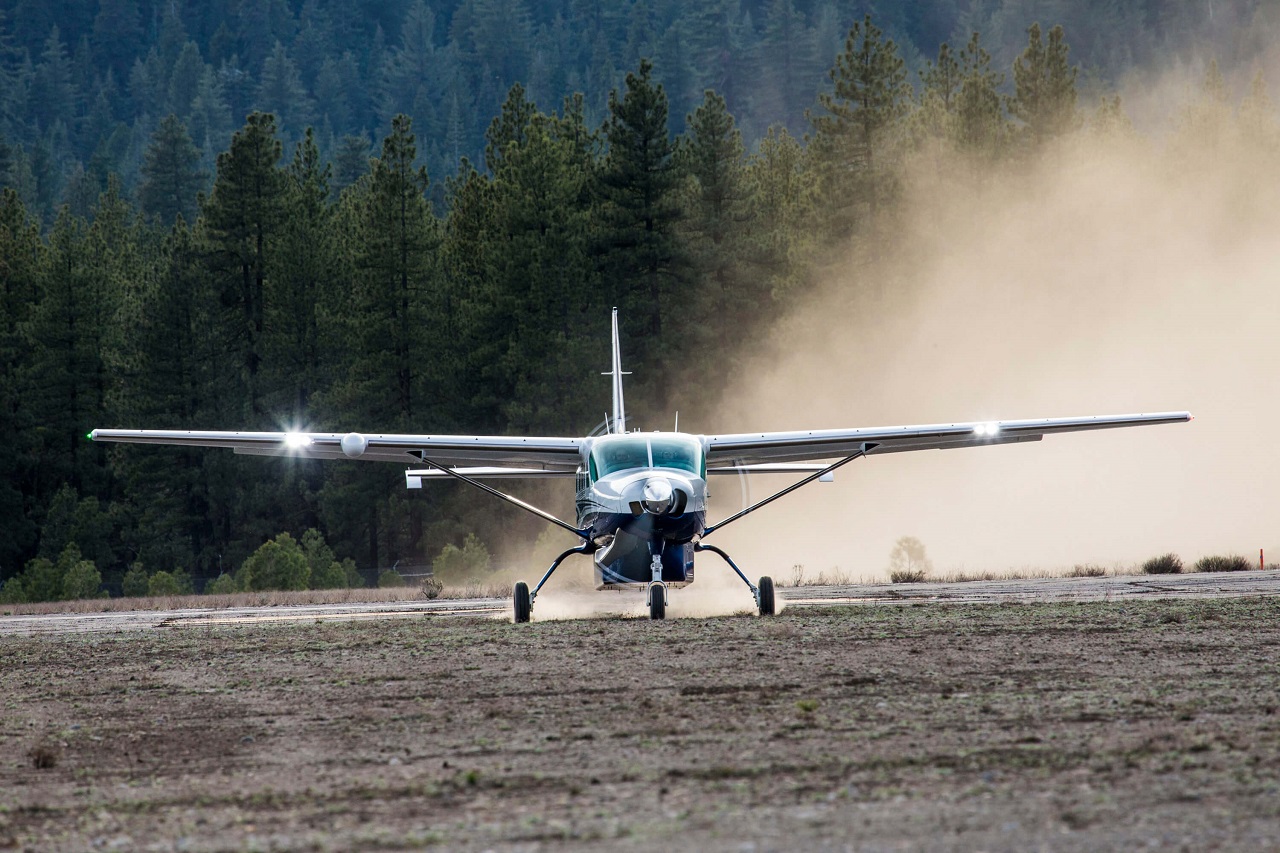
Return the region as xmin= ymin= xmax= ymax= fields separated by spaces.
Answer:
xmin=3 ymin=598 xmax=1280 ymax=851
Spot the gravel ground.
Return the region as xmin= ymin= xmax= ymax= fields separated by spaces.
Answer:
xmin=3 ymin=597 xmax=1280 ymax=851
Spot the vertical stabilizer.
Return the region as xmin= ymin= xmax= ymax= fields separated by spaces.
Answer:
xmin=604 ymin=308 xmax=629 ymax=434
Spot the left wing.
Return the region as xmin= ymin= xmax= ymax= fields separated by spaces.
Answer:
xmin=704 ymin=412 xmax=1191 ymax=466
xmin=89 ymin=429 xmax=583 ymax=470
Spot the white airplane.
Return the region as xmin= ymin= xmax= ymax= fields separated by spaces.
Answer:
xmin=92 ymin=309 xmax=1191 ymax=622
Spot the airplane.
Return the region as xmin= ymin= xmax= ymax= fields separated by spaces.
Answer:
xmin=91 ymin=309 xmax=1192 ymax=622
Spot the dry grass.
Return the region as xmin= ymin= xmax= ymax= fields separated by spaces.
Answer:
xmin=0 ymin=581 xmax=529 ymax=617
xmin=781 ymin=565 xmax=854 ymax=587
xmin=1195 ymin=554 xmax=1253 ymax=573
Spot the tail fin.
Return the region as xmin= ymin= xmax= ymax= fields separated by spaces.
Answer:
xmin=603 ymin=308 xmax=630 ymax=434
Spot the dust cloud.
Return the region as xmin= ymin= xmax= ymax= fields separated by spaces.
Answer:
xmin=702 ymin=79 xmax=1280 ymax=581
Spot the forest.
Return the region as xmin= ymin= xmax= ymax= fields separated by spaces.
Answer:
xmin=0 ymin=0 xmax=1276 ymax=601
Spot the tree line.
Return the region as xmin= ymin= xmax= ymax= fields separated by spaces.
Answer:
xmin=0 ymin=0 xmax=1272 ymax=225
xmin=1 ymin=13 xmax=1276 ymax=602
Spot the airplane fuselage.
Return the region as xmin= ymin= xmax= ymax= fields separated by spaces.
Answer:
xmin=574 ymin=432 xmax=708 ymax=589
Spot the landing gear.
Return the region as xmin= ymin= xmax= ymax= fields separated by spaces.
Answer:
xmin=647 ymin=582 xmax=667 ymax=620
xmin=513 ymin=581 xmax=531 ymax=623
xmin=513 ymin=543 xmax=592 ymax=624
xmin=694 ymin=543 xmax=778 ymax=617
xmin=757 ymin=576 xmax=775 ymax=616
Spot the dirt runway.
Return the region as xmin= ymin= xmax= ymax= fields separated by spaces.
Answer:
xmin=3 ymin=588 xmax=1280 ymax=850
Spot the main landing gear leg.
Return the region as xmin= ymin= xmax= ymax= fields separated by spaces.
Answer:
xmin=647 ymin=545 xmax=667 ymax=620
xmin=693 ymin=543 xmax=776 ymax=616
xmin=513 ymin=543 xmax=591 ymax=623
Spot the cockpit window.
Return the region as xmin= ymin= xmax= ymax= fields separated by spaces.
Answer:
xmin=592 ymin=438 xmax=649 ymax=477
xmin=650 ymin=438 xmax=701 ymax=475
xmin=589 ymin=436 xmax=704 ymax=480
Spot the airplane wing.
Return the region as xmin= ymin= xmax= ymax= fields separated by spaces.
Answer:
xmin=704 ymin=412 xmax=1192 ymax=466
xmin=88 ymin=429 xmax=584 ymax=470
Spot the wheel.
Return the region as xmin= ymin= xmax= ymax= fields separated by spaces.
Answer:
xmin=757 ymin=576 xmax=775 ymax=616
xmin=648 ymin=584 xmax=666 ymax=620
xmin=513 ymin=581 xmax=531 ymax=623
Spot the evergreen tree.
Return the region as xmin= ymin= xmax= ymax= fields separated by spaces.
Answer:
xmin=809 ymin=15 xmax=913 ymax=231
xmin=167 ymin=41 xmax=205 ymax=120
xmin=138 ymin=114 xmax=207 ymax=226
xmin=1010 ymin=23 xmax=1079 ymax=146
xmin=745 ymin=124 xmax=815 ymax=299
xmin=680 ymin=90 xmax=758 ymax=340
xmin=0 ymin=189 xmax=43 ymax=574
xmin=256 ymin=41 xmax=314 ymax=141
xmin=28 ymin=27 xmax=77 ymax=136
xmin=332 ymin=134 xmax=371 ymax=193
xmin=596 ymin=58 xmax=687 ymax=396
xmin=202 ymin=112 xmax=288 ymax=419
xmin=954 ymin=31 xmax=1006 ymax=160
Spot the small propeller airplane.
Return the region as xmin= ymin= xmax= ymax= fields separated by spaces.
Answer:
xmin=92 ymin=309 xmax=1191 ymax=622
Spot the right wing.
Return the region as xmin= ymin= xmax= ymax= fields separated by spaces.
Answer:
xmin=89 ymin=429 xmax=584 ymax=470
xmin=704 ymin=412 xmax=1192 ymax=466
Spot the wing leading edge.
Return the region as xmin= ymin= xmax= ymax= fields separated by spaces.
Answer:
xmin=704 ymin=412 xmax=1191 ymax=466
xmin=88 ymin=429 xmax=583 ymax=470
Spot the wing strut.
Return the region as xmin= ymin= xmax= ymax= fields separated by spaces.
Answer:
xmin=701 ymin=444 xmax=876 ymax=538
xmin=418 ymin=454 xmax=591 ymax=540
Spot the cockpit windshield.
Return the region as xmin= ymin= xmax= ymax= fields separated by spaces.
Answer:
xmin=593 ymin=438 xmax=649 ymax=477
xmin=589 ymin=436 xmax=704 ymax=480
xmin=650 ymin=438 xmax=701 ymax=474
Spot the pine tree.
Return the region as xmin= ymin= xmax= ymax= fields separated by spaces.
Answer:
xmin=809 ymin=15 xmax=912 ymax=231
xmin=0 ymin=189 xmax=43 ymax=574
xmin=680 ymin=90 xmax=758 ymax=340
xmin=256 ymin=41 xmax=314 ymax=141
xmin=28 ymin=27 xmax=77 ymax=135
xmin=954 ymin=31 xmax=1006 ymax=160
xmin=167 ymin=41 xmax=205 ymax=120
xmin=745 ymin=125 xmax=815 ymax=299
xmin=1010 ymin=23 xmax=1079 ymax=147
xmin=138 ymin=114 xmax=207 ymax=226
xmin=596 ymin=58 xmax=687 ymax=392
xmin=332 ymin=134 xmax=371 ymax=193
xmin=202 ymin=112 xmax=288 ymax=419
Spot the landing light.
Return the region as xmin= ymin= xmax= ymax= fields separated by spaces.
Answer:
xmin=284 ymin=431 xmax=312 ymax=449
xmin=973 ymin=423 xmax=1000 ymax=437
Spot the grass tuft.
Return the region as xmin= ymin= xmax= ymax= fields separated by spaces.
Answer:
xmin=1194 ymin=554 xmax=1252 ymax=573
xmin=1141 ymin=553 xmax=1183 ymax=575
xmin=29 ymin=743 xmax=60 ymax=770
xmin=890 ymin=569 xmax=928 ymax=583
xmin=1068 ymin=564 xmax=1107 ymax=578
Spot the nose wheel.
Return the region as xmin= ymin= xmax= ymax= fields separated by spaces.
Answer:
xmin=647 ymin=581 xmax=667 ymax=620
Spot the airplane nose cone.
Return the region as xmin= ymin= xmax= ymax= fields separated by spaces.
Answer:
xmin=641 ymin=477 xmax=674 ymax=514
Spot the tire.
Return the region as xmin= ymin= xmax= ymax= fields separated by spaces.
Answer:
xmin=758 ymin=576 xmax=776 ymax=616
xmin=649 ymin=584 xmax=666 ymax=620
xmin=513 ymin=581 xmax=531 ymax=624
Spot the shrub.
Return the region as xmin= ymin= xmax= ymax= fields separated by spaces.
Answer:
xmin=888 ymin=536 xmax=932 ymax=582
xmin=21 ymin=556 xmax=62 ymax=602
xmin=0 ymin=576 xmax=28 ymax=604
xmin=1194 ymin=554 xmax=1252 ymax=573
xmin=302 ymin=529 xmax=347 ymax=589
xmin=432 ymin=534 xmax=492 ymax=585
xmin=311 ymin=560 xmax=349 ymax=590
xmin=1069 ymin=564 xmax=1106 ymax=578
xmin=147 ymin=570 xmax=183 ymax=596
xmin=377 ymin=569 xmax=405 ymax=588
xmin=421 ymin=577 xmax=443 ymax=599
xmin=121 ymin=562 xmax=149 ymax=597
xmin=61 ymin=557 xmax=102 ymax=600
xmin=205 ymin=573 xmax=239 ymax=595
xmin=1142 ymin=553 xmax=1183 ymax=574
xmin=238 ymin=533 xmax=311 ymax=591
